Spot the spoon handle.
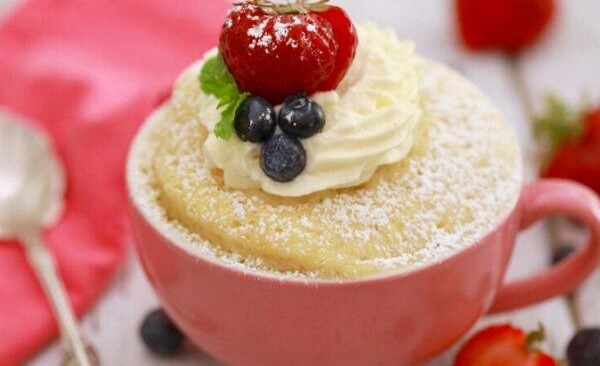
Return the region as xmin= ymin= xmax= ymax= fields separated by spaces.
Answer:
xmin=20 ymin=231 xmax=91 ymax=366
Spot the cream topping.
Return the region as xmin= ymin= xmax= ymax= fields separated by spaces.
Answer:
xmin=197 ymin=24 xmax=422 ymax=197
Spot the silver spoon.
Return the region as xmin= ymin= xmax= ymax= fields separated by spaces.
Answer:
xmin=0 ymin=111 xmax=95 ymax=366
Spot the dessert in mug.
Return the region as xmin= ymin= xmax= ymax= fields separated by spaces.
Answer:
xmin=128 ymin=1 xmax=522 ymax=280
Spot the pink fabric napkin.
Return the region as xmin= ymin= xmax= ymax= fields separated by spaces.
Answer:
xmin=0 ymin=0 xmax=228 ymax=364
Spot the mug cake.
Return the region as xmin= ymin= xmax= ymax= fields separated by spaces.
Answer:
xmin=127 ymin=0 xmax=522 ymax=280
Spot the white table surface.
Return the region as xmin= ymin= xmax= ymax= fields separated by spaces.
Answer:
xmin=1 ymin=0 xmax=599 ymax=365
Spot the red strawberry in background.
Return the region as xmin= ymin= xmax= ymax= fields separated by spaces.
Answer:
xmin=456 ymin=0 xmax=557 ymax=53
xmin=582 ymin=107 xmax=600 ymax=143
xmin=536 ymin=99 xmax=600 ymax=195
xmin=455 ymin=324 xmax=556 ymax=366
xmin=219 ymin=0 xmax=357 ymax=105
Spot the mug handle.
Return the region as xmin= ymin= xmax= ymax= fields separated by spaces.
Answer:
xmin=489 ymin=179 xmax=600 ymax=314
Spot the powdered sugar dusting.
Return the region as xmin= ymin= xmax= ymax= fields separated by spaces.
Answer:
xmin=225 ymin=4 xmax=333 ymax=54
xmin=247 ymin=19 xmax=268 ymax=38
xmin=286 ymin=38 xmax=299 ymax=48
xmin=274 ymin=21 xmax=290 ymax=41
xmin=128 ymin=53 xmax=522 ymax=280
xmin=127 ymin=106 xmax=320 ymax=281
xmin=257 ymin=34 xmax=273 ymax=48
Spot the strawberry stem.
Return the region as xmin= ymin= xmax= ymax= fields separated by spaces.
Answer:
xmin=534 ymin=95 xmax=587 ymax=157
xmin=525 ymin=323 xmax=547 ymax=352
xmin=242 ymin=0 xmax=330 ymax=14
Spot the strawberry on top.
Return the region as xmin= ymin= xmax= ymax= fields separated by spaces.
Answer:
xmin=220 ymin=0 xmax=357 ymax=105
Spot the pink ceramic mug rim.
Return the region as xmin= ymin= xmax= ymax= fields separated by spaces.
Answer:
xmin=128 ymin=183 xmax=521 ymax=288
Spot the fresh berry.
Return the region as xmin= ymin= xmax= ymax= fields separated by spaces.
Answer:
xmin=455 ymin=324 xmax=556 ymax=366
xmin=313 ymin=5 xmax=358 ymax=90
xmin=261 ymin=134 xmax=307 ymax=182
xmin=234 ymin=96 xmax=277 ymax=142
xmin=220 ymin=2 xmax=335 ymax=105
xmin=456 ymin=0 xmax=556 ymax=53
xmin=536 ymin=99 xmax=600 ymax=196
xmin=140 ymin=309 xmax=184 ymax=356
xmin=220 ymin=1 xmax=357 ymax=105
xmin=567 ymin=328 xmax=600 ymax=366
xmin=542 ymin=134 xmax=600 ymax=196
xmin=551 ymin=245 xmax=575 ymax=265
xmin=278 ymin=93 xmax=326 ymax=138
xmin=583 ymin=107 xmax=600 ymax=143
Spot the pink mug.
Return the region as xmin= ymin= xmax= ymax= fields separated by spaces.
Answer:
xmin=129 ymin=179 xmax=600 ymax=365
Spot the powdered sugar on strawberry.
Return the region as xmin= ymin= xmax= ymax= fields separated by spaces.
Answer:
xmin=219 ymin=2 xmax=356 ymax=104
xmin=235 ymin=8 xmax=333 ymax=54
xmin=273 ymin=21 xmax=290 ymax=41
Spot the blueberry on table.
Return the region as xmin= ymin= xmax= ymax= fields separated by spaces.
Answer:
xmin=234 ymin=96 xmax=277 ymax=143
xmin=551 ymin=244 xmax=576 ymax=265
xmin=140 ymin=308 xmax=184 ymax=356
xmin=278 ymin=92 xmax=325 ymax=139
xmin=567 ymin=328 xmax=600 ymax=366
xmin=261 ymin=134 xmax=307 ymax=182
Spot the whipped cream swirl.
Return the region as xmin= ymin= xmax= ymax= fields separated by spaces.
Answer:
xmin=197 ymin=24 xmax=422 ymax=197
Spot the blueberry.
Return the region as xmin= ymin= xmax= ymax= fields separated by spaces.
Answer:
xmin=140 ymin=309 xmax=184 ymax=356
xmin=567 ymin=328 xmax=600 ymax=366
xmin=234 ymin=96 xmax=277 ymax=143
xmin=261 ymin=134 xmax=306 ymax=182
xmin=551 ymin=245 xmax=576 ymax=265
xmin=278 ymin=92 xmax=325 ymax=139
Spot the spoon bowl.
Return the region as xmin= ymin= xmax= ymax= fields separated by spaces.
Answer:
xmin=0 ymin=112 xmax=64 ymax=237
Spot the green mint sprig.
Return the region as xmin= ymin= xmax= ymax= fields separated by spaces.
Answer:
xmin=199 ymin=53 xmax=249 ymax=140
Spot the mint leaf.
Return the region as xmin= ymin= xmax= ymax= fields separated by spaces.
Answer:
xmin=200 ymin=54 xmax=236 ymax=99
xmin=214 ymin=93 xmax=250 ymax=140
xmin=199 ymin=53 xmax=248 ymax=140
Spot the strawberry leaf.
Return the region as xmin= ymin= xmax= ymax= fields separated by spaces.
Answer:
xmin=199 ymin=53 xmax=248 ymax=140
xmin=214 ymin=92 xmax=250 ymax=140
xmin=200 ymin=53 xmax=236 ymax=99
xmin=525 ymin=323 xmax=547 ymax=352
xmin=534 ymin=95 xmax=585 ymax=153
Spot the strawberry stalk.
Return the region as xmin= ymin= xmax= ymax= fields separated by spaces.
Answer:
xmin=240 ymin=0 xmax=331 ymax=15
xmin=525 ymin=323 xmax=547 ymax=352
xmin=534 ymin=95 xmax=588 ymax=161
